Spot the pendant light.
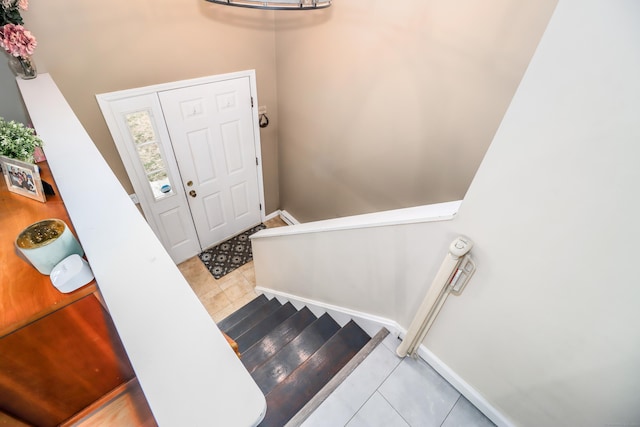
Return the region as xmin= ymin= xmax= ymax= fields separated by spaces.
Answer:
xmin=205 ymin=0 xmax=331 ymax=10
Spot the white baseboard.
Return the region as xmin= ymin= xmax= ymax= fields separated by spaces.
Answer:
xmin=255 ymin=286 xmax=510 ymax=427
xmin=264 ymin=210 xmax=282 ymax=222
xmin=279 ymin=210 xmax=300 ymax=225
xmin=416 ymin=346 xmax=513 ymax=427
xmin=264 ymin=210 xmax=300 ymax=226
xmin=255 ymin=287 xmax=401 ymax=343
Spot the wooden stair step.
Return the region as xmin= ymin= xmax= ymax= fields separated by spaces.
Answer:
xmin=258 ymin=320 xmax=371 ymax=427
xmin=241 ymin=307 xmax=317 ymax=374
xmin=250 ymin=313 xmax=341 ymax=395
xmin=235 ymin=302 xmax=298 ymax=353
xmin=225 ymin=298 xmax=283 ymax=339
xmin=217 ymin=294 xmax=268 ymax=332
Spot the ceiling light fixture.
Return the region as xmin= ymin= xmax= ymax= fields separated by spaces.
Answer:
xmin=205 ymin=0 xmax=331 ymax=10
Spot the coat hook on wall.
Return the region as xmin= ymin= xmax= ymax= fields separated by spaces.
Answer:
xmin=259 ymin=113 xmax=269 ymax=128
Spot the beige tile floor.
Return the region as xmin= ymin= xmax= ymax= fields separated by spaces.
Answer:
xmin=177 ymin=216 xmax=287 ymax=323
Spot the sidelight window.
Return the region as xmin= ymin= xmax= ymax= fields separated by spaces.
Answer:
xmin=124 ymin=110 xmax=174 ymax=200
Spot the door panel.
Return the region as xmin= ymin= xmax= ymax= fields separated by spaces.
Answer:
xmin=159 ymin=77 xmax=262 ymax=249
xmin=231 ymin=182 xmax=250 ymax=218
xmin=160 ymin=207 xmax=192 ymax=247
xmin=221 ymin=121 xmax=244 ymax=173
xmin=189 ymin=129 xmax=217 ymax=184
xmin=203 ymin=193 xmax=225 ymax=230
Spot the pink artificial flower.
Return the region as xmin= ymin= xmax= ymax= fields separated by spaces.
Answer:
xmin=18 ymin=0 xmax=28 ymax=10
xmin=0 ymin=24 xmax=37 ymax=57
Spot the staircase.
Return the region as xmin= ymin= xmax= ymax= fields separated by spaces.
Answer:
xmin=218 ymin=294 xmax=373 ymax=427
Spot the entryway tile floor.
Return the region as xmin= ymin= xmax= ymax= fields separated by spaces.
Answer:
xmin=178 ymin=216 xmax=495 ymax=427
xmin=177 ymin=216 xmax=286 ymax=322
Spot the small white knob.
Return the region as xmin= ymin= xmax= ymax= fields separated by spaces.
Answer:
xmin=449 ymin=236 xmax=474 ymax=257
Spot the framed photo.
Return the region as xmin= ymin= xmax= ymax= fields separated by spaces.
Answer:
xmin=0 ymin=156 xmax=46 ymax=202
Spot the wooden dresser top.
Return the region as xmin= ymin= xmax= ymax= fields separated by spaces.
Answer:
xmin=0 ymin=161 xmax=96 ymax=337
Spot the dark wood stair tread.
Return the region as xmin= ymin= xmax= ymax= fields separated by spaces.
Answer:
xmin=258 ymin=320 xmax=371 ymax=427
xmin=235 ymin=302 xmax=298 ymax=353
xmin=250 ymin=313 xmax=341 ymax=395
xmin=225 ymin=298 xmax=283 ymax=339
xmin=219 ymin=297 xmax=374 ymax=427
xmin=241 ymin=307 xmax=318 ymax=373
xmin=217 ymin=294 xmax=268 ymax=332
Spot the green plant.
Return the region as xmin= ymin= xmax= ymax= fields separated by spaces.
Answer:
xmin=0 ymin=117 xmax=43 ymax=163
xmin=1 ymin=0 xmax=27 ymax=26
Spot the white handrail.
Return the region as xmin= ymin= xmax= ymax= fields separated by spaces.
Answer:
xmin=252 ymin=201 xmax=462 ymax=239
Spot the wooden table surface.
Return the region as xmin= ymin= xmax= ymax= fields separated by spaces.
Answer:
xmin=0 ymin=161 xmax=96 ymax=337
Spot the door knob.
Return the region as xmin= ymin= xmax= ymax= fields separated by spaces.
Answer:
xmin=189 ymin=190 xmax=197 ymax=198
xmin=186 ymin=181 xmax=193 ymax=187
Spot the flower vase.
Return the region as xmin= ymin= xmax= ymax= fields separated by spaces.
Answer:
xmin=8 ymin=55 xmax=37 ymax=80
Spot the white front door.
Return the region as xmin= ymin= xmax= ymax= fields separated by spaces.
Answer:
xmin=158 ymin=77 xmax=262 ymax=250
xmin=97 ymin=71 xmax=265 ymax=262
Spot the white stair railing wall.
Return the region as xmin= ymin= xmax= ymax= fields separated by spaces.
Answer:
xmin=251 ymin=202 xmax=461 ymax=332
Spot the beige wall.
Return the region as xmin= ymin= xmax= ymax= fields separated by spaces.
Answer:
xmin=17 ymin=1 xmax=557 ymax=224
xmin=21 ymin=0 xmax=280 ymax=212
xmin=275 ymin=0 xmax=557 ymax=222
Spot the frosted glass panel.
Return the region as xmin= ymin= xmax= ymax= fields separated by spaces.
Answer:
xmin=124 ymin=110 xmax=174 ymax=200
xmin=136 ymin=143 xmax=165 ymax=173
xmin=126 ymin=111 xmax=155 ymax=144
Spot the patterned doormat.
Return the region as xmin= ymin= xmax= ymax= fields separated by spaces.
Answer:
xmin=198 ymin=224 xmax=266 ymax=279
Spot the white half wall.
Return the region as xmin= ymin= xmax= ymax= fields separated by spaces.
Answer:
xmin=427 ymin=1 xmax=640 ymax=426
xmin=252 ymin=202 xmax=460 ymax=328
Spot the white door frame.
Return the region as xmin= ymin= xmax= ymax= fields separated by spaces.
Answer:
xmin=97 ymin=70 xmax=267 ymax=262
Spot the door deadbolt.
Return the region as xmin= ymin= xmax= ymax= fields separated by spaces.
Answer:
xmin=186 ymin=180 xmax=193 ymax=187
xmin=189 ymin=190 xmax=197 ymax=197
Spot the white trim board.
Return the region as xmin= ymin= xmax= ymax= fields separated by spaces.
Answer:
xmin=255 ymin=286 xmax=511 ymax=427
xmin=255 ymin=286 xmax=401 ymax=340
xmin=252 ymin=201 xmax=461 ymax=239
xmin=279 ymin=209 xmax=300 ymax=225
xmin=264 ymin=210 xmax=284 ymax=222
xmin=417 ymin=346 xmax=514 ymax=427
xmin=263 ymin=209 xmax=300 ymax=226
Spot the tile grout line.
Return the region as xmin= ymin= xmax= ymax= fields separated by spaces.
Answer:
xmin=439 ymin=394 xmax=462 ymax=427
xmin=377 ymin=390 xmax=412 ymax=427
xmin=348 ymin=345 xmax=408 ymax=426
